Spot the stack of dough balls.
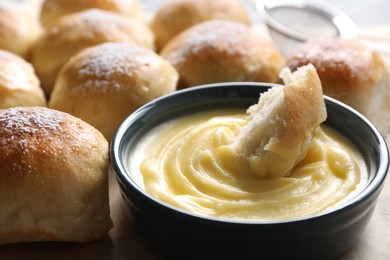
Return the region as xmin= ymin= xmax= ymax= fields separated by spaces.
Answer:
xmin=161 ymin=20 xmax=284 ymax=89
xmin=40 ymin=0 xmax=141 ymax=27
xmin=151 ymin=0 xmax=250 ymax=51
xmin=0 ymin=2 xmax=42 ymax=60
xmin=0 ymin=50 xmax=46 ymax=109
xmin=284 ymin=39 xmax=389 ymax=133
xmin=49 ymin=42 xmax=179 ymax=141
xmin=32 ymin=8 xmax=155 ymax=96
xmin=0 ymin=106 xmax=112 ymax=244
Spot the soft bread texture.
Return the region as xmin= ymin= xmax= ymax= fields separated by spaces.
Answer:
xmin=230 ymin=64 xmax=327 ymax=178
xmin=151 ymin=0 xmax=250 ymax=51
xmin=0 ymin=2 xmax=42 ymax=60
xmin=32 ymin=8 xmax=155 ymax=96
xmin=49 ymin=42 xmax=179 ymax=141
xmin=161 ymin=20 xmax=284 ymax=89
xmin=40 ymin=0 xmax=141 ymax=27
xmin=285 ymin=39 xmax=388 ymax=116
xmin=0 ymin=107 xmax=112 ymax=244
xmin=0 ymin=50 xmax=46 ymax=108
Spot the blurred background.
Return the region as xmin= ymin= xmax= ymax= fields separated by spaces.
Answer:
xmin=7 ymin=0 xmax=390 ymax=26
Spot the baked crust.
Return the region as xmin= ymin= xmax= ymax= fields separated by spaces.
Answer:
xmin=151 ymin=0 xmax=250 ymax=51
xmin=32 ymin=8 xmax=155 ymax=96
xmin=0 ymin=107 xmax=112 ymax=244
xmin=161 ymin=20 xmax=284 ymax=89
xmin=0 ymin=50 xmax=46 ymax=108
xmin=285 ymin=39 xmax=387 ymax=114
xmin=0 ymin=2 xmax=42 ymax=60
xmin=40 ymin=0 xmax=141 ymax=27
xmin=49 ymin=42 xmax=178 ymax=140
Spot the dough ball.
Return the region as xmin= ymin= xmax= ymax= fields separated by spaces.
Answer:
xmin=284 ymin=39 xmax=388 ymax=115
xmin=40 ymin=0 xmax=141 ymax=27
xmin=0 ymin=2 xmax=42 ymax=59
xmin=161 ymin=20 xmax=284 ymax=89
xmin=151 ymin=0 xmax=250 ymax=51
xmin=0 ymin=106 xmax=112 ymax=244
xmin=32 ymin=8 xmax=155 ymax=96
xmin=0 ymin=50 xmax=46 ymax=109
xmin=49 ymin=42 xmax=179 ymax=140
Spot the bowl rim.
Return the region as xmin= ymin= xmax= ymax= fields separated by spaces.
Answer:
xmin=256 ymin=0 xmax=357 ymax=42
xmin=111 ymin=82 xmax=389 ymax=225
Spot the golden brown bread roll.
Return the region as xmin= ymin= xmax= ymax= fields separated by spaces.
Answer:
xmin=284 ymin=39 xmax=388 ymax=116
xmin=0 ymin=50 xmax=46 ymax=108
xmin=0 ymin=106 xmax=112 ymax=244
xmin=49 ymin=42 xmax=179 ymax=141
xmin=151 ymin=0 xmax=250 ymax=51
xmin=32 ymin=8 xmax=155 ymax=97
xmin=161 ymin=20 xmax=284 ymax=89
xmin=40 ymin=0 xmax=141 ymax=27
xmin=0 ymin=2 xmax=42 ymax=60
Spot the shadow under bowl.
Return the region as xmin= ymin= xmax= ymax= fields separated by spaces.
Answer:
xmin=111 ymin=82 xmax=389 ymax=260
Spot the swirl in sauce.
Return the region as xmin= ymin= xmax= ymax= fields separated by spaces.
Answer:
xmin=129 ymin=109 xmax=367 ymax=220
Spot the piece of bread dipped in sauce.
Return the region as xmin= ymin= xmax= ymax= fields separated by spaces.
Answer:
xmin=228 ymin=64 xmax=327 ymax=178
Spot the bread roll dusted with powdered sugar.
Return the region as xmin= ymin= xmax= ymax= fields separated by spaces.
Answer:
xmin=151 ymin=0 xmax=250 ymax=51
xmin=0 ymin=106 xmax=112 ymax=244
xmin=49 ymin=42 xmax=179 ymax=141
xmin=284 ymin=39 xmax=390 ymax=135
xmin=0 ymin=2 xmax=42 ymax=60
xmin=32 ymin=8 xmax=155 ymax=96
xmin=0 ymin=50 xmax=46 ymax=108
xmin=40 ymin=0 xmax=141 ymax=27
xmin=161 ymin=20 xmax=284 ymax=89
xmin=285 ymin=39 xmax=387 ymax=113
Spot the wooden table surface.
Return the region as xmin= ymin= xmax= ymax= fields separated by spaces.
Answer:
xmin=1 ymin=0 xmax=390 ymax=259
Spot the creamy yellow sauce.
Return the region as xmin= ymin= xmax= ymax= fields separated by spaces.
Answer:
xmin=129 ymin=109 xmax=367 ymax=220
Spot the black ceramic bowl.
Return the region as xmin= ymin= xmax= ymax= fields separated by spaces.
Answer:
xmin=111 ymin=83 xmax=389 ymax=260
